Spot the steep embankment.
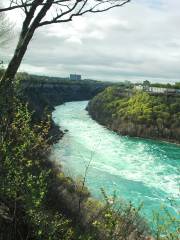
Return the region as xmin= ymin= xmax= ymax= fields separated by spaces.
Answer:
xmin=88 ymin=87 xmax=180 ymax=144
xmin=19 ymin=75 xmax=112 ymax=142
xmin=20 ymin=75 xmax=111 ymax=119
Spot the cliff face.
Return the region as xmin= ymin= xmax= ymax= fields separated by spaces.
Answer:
xmin=19 ymin=76 xmax=111 ymax=142
xmin=87 ymin=87 xmax=180 ymax=144
xmin=20 ymin=77 xmax=111 ymax=120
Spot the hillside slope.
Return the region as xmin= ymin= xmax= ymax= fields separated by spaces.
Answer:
xmin=88 ymin=87 xmax=180 ymax=144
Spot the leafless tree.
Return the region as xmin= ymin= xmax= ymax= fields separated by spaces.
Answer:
xmin=0 ymin=0 xmax=131 ymax=88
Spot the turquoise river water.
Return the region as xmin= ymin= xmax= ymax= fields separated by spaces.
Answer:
xmin=51 ymin=101 xmax=180 ymax=224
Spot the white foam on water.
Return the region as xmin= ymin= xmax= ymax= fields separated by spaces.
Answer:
xmin=52 ymin=101 xmax=180 ymax=217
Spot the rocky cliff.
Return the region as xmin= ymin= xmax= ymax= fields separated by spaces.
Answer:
xmin=19 ymin=75 xmax=112 ymax=142
xmin=20 ymin=76 xmax=111 ymax=117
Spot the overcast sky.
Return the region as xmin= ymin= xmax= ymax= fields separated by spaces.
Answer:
xmin=1 ymin=0 xmax=180 ymax=83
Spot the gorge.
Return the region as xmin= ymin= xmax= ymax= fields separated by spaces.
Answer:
xmin=51 ymin=101 xmax=180 ymax=227
xmin=18 ymin=77 xmax=180 ymax=237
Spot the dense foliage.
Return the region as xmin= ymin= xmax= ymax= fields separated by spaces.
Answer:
xmin=0 ymin=69 xmax=85 ymax=239
xmin=0 ymin=95 xmax=74 ymax=239
xmin=88 ymin=87 xmax=180 ymax=143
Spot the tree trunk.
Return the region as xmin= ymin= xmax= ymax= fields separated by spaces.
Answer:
xmin=0 ymin=0 xmax=53 ymax=88
xmin=0 ymin=29 xmax=34 ymax=88
xmin=0 ymin=28 xmax=35 ymax=142
xmin=0 ymin=26 xmax=35 ymax=120
xmin=0 ymin=0 xmax=53 ymax=145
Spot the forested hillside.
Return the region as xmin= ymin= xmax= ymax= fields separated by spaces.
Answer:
xmin=88 ymin=87 xmax=180 ymax=143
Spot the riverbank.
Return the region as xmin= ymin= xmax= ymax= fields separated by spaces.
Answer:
xmin=87 ymin=87 xmax=180 ymax=145
xmin=20 ymin=75 xmax=113 ymax=142
xmin=17 ymin=78 xmax=153 ymax=239
xmin=40 ymin=106 xmax=153 ymax=240
xmin=6 ymin=72 xmax=177 ymax=239
xmin=52 ymin=101 xmax=180 ymax=239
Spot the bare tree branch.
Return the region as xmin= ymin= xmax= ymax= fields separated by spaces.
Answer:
xmin=38 ymin=0 xmax=130 ymax=26
xmin=0 ymin=0 xmax=71 ymax=13
xmin=0 ymin=2 xmax=32 ymax=13
xmin=0 ymin=0 xmax=131 ymax=85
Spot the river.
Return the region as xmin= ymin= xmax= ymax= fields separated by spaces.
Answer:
xmin=51 ymin=101 xmax=180 ymax=224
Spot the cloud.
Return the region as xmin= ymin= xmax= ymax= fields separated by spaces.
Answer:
xmin=1 ymin=0 xmax=180 ymax=83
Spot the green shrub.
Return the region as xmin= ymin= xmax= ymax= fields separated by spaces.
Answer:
xmin=0 ymin=97 xmax=76 ymax=239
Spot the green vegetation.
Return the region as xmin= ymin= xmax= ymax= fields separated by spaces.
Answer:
xmin=0 ymin=67 xmax=150 ymax=239
xmin=0 ymin=81 xmax=73 ymax=239
xmin=1 ymin=3 xmax=179 ymax=239
xmin=0 ymin=68 xmax=84 ymax=239
xmin=88 ymin=86 xmax=180 ymax=143
xmin=18 ymin=72 xmax=114 ymax=124
xmin=0 ymin=97 xmax=148 ymax=239
xmin=19 ymin=72 xmax=112 ymax=86
xmin=152 ymin=203 xmax=180 ymax=240
xmin=1 ymin=69 xmax=180 ymax=239
xmin=88 ymin=87 xmax=180 ymax=239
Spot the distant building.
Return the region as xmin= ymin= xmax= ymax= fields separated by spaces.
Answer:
xmin=134 ymin=84 xmax=179 ymax=95
xmin=149 ymin=87 xmax=166 ymax=93
xmin=70 ymin=74 xmax=81 ymax=81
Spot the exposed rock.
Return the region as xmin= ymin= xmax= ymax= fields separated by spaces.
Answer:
xmin=19 ymin=76 xmax=112 ymax=141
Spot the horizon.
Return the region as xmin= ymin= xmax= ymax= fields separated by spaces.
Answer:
xmin=17 ymin=71 xmax=180 ymax=85
xmin=1 ymin=0 xmax=180 ymax=84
